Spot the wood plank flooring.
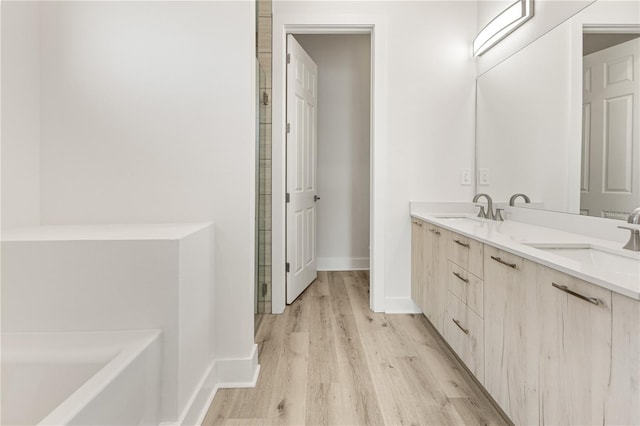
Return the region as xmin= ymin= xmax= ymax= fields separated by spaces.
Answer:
xmin=203 ymin=271 xmax=509 ymax=426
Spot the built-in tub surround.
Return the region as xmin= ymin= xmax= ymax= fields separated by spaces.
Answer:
xmin=410 ymin=202 xmax=640 ymax=299
xmin=0 ymin=223 xmax=259 ymax=425
xmin=1 ymin=330 xmax=161 ymax=425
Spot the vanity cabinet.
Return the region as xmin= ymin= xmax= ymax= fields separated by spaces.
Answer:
xmin=483 ymin=247 xmax=539 ymax=426
xmin=607 ymin=292 xmax=640 ymax=425
xmin=443 ymin=231 xmax=486 ymax=381
xmin=447 ymin=261 xmax=483 ymax=317
xmin=410 ymin=218 xmax=449 ymax=334
xmin=538 ymin=265 xmax=613 ymax=426
xmin=411 ymin=219 xmax=427 ymax=313
xmin=448 ymin=232 xmax=483 ymax=279
xmin=411 ymin=216 xmax=639 ymax=426
xmin=444 ymin=291 xmax=484 ymax=381
xmin=424 ymin=224 xmax=449 ymax=333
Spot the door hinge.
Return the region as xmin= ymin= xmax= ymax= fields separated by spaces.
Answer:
xmin=286 ymin=193 xmax=290 ymax=203
xmin=286 ymin=262 xmax=290 ymax=273
xmin=286 ymin=53 xmax=291 ymax=64
xmin=286 ymin=123 xmax=291 ymax=133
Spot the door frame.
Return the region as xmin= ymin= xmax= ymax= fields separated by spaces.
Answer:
xmin=272 ymin=15 xmax=388 ymax=314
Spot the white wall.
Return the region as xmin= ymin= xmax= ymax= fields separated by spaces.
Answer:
xmin=37 ymin=1 xmax=255 ymax=363
xmin=477 ymin=0 xmax=513 ymax=31
xmin=1 ymin=2 xmax=41 ymax=229
xmin=295 ymin=34 xmax=371 ymax=271
xmin=1 ymin=1 xmax=256 ymax=369
xmin=273 ymin=1 xmax=478 ymax=311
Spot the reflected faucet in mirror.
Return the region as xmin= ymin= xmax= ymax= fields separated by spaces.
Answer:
xmin=618 ymin=207 xmax=640 ymax=252
xmin=509 ymin=193 xmax=531 ymax=206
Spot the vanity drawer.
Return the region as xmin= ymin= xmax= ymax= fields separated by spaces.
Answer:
xmin=447 ymin=261 xmax=484 ymax=318
xmin=449 ymin=232 xmax=484 ymax=278
xmin=444 ymin=292 xmax=484 ymax=383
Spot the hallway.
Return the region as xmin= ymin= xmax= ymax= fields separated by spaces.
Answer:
xmin=204 ymin=271 xmax=507 ymax=425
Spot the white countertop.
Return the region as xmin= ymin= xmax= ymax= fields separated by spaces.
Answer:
xmin=1 ymin=223 xmax=212 ymax=242
xmin=411 ymin=208 xmax=640 ymax=301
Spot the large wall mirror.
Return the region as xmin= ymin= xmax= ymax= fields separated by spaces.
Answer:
xmin=476 ymin=0 xmax=639 ymax=221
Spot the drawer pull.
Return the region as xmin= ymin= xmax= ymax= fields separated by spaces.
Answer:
xmin=452 ymin=318 xmax=469 ymax=335
xmin=452 ymin=272 xmax=469 ymax=283
xmin=429 ymin=228 xmax=441 ymax=235
xmin=413 ymin=221 xmax=423 ymax=227
xmin=490 ymin=256 xmax=517 ymax=269
xmin=453 ymin=239 xmax=469 ymax=248
xmin=552 ymin=283 xmax=601 ymax=306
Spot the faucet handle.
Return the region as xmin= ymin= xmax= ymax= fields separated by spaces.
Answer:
xmin=475 ymin=204 xmax=487 ymax=218
xmin=495 ymin=208 xmax=505 ymax=222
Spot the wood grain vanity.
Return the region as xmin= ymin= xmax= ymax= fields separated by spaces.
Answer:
xmin=411 ymin=216 xmax=640 ymax=426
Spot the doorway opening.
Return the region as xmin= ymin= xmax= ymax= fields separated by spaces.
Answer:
xmin=285 ymin=33 xmax=372 ymax=304
xmin=272 ymin=19 xmax=388 ymax=314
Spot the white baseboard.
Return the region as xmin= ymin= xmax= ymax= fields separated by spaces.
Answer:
xmin=384 ymin=297 xmax=421 ymax=314
xmin=317 ymin=257 xmax=369 ymax=271
xmin=215 ymin=343 xmax=260 ymax=387
xmin=171 ymin=344 xmax=260 ymax=426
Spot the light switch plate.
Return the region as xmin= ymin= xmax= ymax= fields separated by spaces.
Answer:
xmin=478 ymin=168 xmax=490 ymax=185
xmin=460 ymin=168 xmax=471 ymax=185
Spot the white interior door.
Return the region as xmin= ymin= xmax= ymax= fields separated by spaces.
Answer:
xmin=286 ymin=35 xmax=318 ymax=304
xmin=581 ymin=38 xmax=640 ymax=219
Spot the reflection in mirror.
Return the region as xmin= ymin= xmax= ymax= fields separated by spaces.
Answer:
xmin=476 ymin=1 xmax=640 ymax=221
xmin=580 ymin=31 xmax=640 ymax=220
xmin=476 ymin=21 xmax=577 ymax=213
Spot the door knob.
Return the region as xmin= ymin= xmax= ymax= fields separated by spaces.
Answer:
xmin=314 ymin=195 xmax=321 ymax=202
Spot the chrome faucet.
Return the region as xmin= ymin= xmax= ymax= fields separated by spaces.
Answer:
xmin=472 ymin=193 xmax=495 ymax=220
xmin=619 ymin=207 xmax=640 ymax=251
xmin=509 ymin=193 xmax=531 ymax=206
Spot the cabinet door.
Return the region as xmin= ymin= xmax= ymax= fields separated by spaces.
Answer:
xmin=411 ymin=219 xmax=426 ymax=313
xmin=606 ymin=292 xmax=640 ymax=425
xmin=538 ymin=265 xmax=612 ymax=426
xmin=424 ymin=225 xmax=449 ymax=334
xmin=484 ymin=247 xmax=539 ymax=426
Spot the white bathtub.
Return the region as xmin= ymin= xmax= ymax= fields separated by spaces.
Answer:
xmin=1 ymin=330 xmax=162 ymax=425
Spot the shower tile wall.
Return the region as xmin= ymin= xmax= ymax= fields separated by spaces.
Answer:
xmin=257 ymin=0 xmax=272 ymax=314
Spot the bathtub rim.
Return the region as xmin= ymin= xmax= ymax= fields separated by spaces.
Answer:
xmin=1 ymin=329 xmax=162 ymax=426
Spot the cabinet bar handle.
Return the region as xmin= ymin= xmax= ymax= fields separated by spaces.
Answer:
xmin=429 ymin=228 xmax=441 ymax=235
xmin=551 ymin=283 xmax=601 ymax=306
xmin=452 ymin=318 xmax=469 ymax=335
xmin=453 ymin=239 xmax=469 ymax=248
xmin=452 ymin=272 xmax=469 ymax=283
xmin=490 ymin=256 xmax=517 ymax=269
xmin=412 ymin=221 xmax=423 ymax=227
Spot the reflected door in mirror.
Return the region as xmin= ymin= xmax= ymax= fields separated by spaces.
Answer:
xmin=581 ymin=38 xmax=640 ymax=219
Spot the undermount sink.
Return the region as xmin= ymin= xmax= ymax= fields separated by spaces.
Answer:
xmin=524 ymin=243 xmax=640 ymax=278
xmin=434 ymin=215 xmax=485 ymax=224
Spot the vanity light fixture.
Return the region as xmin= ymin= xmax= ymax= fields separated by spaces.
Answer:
xmin=473 ymin=0 xmax=534 ymax=57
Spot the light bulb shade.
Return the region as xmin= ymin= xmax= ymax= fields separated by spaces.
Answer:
xmin=473 ymin=0 xmax=533 ymax=57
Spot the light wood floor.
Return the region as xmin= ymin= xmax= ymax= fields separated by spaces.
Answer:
xmin=203 ymin=271 xmax=509 ymax=426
